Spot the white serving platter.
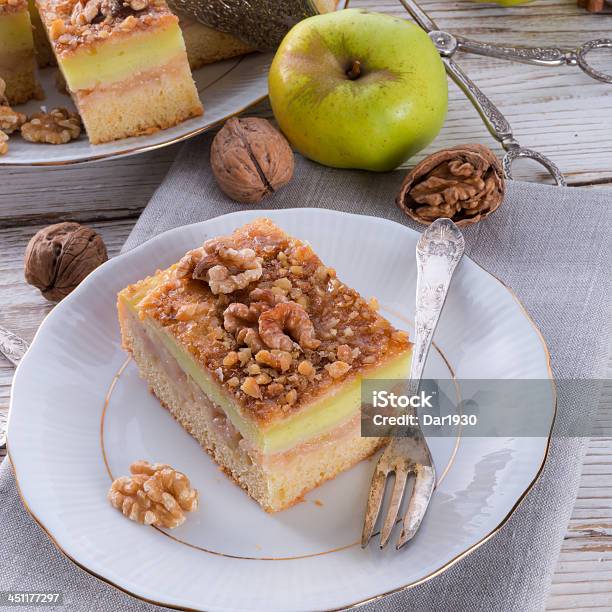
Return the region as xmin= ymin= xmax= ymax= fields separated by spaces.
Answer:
xmin=1 ymin=52 xmax=270 ymax=166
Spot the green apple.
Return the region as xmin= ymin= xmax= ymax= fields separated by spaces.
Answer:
xmin=268 ymin=9 xmax=448 ymax=172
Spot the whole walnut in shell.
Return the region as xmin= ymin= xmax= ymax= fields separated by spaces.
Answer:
xmin=24 ymin=222 xmax=108 ymax=301
xmin=397 ymin=144 xmax=505 ymax=227
xmin=210 ymin=117 xmax=294 ymax=203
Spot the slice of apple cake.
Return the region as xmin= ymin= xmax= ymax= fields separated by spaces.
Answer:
xmin=118 ymin=219 xmax=412 ymax=512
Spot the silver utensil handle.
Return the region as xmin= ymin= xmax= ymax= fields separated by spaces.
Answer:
xmin=442 ymin=56 xmax=513 ymax=145
xmin=409 ymin=219 xmax=465 ymax=395
xmin=576 ymin=39 xmax=612 ymax=84
xmin=442 ymin=56 xmax=567 ymax=185
xmin=503 ymin=147 xmax=567 ymax=186
xmin=456 ymin=36 xmax=570 ymax=67
xmin=0 ymin=326 xmax=28 ymax=449
xmin=0 ymin=325 xmax=28 ymax=367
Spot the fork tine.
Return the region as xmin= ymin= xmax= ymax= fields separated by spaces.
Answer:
xmin=396 ymin=464 xmax=436 ymax=550
xmin=361 ymin=465 xmax=388 ymax=548
xmin=379 ymin=466 xmax=409 ymax=549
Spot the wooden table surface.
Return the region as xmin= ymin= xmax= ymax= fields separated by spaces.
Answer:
xmin=1 ymin=0 xmax=611 ymax=609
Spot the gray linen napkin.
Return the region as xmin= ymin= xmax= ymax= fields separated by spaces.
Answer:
xmin=2 ymin=132 xmax=611 ymax=612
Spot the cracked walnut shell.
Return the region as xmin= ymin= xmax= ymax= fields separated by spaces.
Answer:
xmin=211 ymin=117 xmax=294 ymax=203
xmin=397 ymin=144 xmax=505 ymax=227
xmin=24 ymin=222 xmax=108 ymax=301
xmin=108 ymin=460 xmax=198 ymax=529
xmin=21 ymin=108 xmax=82 ymax=145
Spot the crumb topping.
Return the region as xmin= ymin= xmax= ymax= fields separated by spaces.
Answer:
xmin=37 ymin=0 xmax=174 ymax=55
xmin=0 ymin=0 xmax=28 ymax=16
xmin=131 ymin=219 xmax=411 ymax=426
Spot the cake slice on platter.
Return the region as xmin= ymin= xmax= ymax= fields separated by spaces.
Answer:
xmin=118 ymin=219 xmax=412 ymax=512
xmin=177 ymin=0 xmax=339 ymax=70
xmin=36 ymin=0 xmax=203 ymax=144
xmin=0 ymin=0 xmax=39 ymax=104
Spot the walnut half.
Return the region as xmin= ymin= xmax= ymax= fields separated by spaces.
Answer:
xmin=108 ymin=460 xmax=198 ymax=529
xmin=21 ymin=108 xmax=82 ymax=145
xmin=177 ymin=243 xmax=263 ymax=295
xmin=397 ymin=144 xmax=505 ymax=227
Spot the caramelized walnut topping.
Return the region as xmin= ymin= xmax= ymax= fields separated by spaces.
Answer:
xmin=0 ymin=131 xmax=8 ymax=156
xmin=222 ymin=351 xmax=239 ymax=367
xmin=175 ymin=302 xmax=210 ymax=321
xmin=70 ymin=0 xmax=147 ymax=27
xmin=108 ymin=460 xmax=198 ymax=529
xmin=70 ymin=0 xmax=101 ymax=26
xmin=223 ymin=302 xmax=256 ymax=334
xmin=0 ymin=105 xmax=25 ymax=134
xmin=49 ymin=18 xmax=66 ymax=40
xmin=42 ymin=0 xmax=164 ymax=53
xmin=236 ymin=327 xmax=264 ymax=351
xmin=325 ymin=361 xmax=352 ymax=379
xmin=266 ymin=382 xmax=284 ymax=397
xmin=21 ymin=108 xmax=82 ymax=145
xmin=135 ymin=219 xmax=412 ymax=425
xmin=336 ymin=344 xmax=354 ymax=364
xmin=241 ymin=376 xmax=261 ymax=399
xmin=126 ymin=0 xmax=147 ymax=9
xmin=179 ymin=244 xmax=263 ymax=295
xmin=297 ymin=359 xmax=315 ymax=378
xmin=397 ymin=144 xmax=505 ymax=227
xmin=259 ymin=301 xmax=320 ymax=351
xmin=255 ymin=349 xmax=292 ymax=372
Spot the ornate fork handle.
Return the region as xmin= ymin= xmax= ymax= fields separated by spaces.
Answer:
xmin=0 ymin=325 xmax=29 ymax=367
xmin=441 ymin=54 xmax=513 ymax=146
xmin=0 ymin=325 xmax=29 ymax=449
xmin=408 ymin=219 xmax=465 ymax=398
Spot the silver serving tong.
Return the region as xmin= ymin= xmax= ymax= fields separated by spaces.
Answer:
xmin=402 ymin=0 xmax=612 ymax=85
xmin=399 ymin=0 xmax=598 ymax=186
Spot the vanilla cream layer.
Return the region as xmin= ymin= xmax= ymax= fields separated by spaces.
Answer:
xmin=119 ymin=292 xmax=411 ymax=455
xmin=0 ymin=10 xmax=34 ymax=55
xmin=59 ymin=22 xmax=188 ymax=92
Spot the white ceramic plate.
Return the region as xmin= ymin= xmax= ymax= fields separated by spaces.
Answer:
xmin=1 ymin=52 xmax=270 ymax=166
xmin=8 ymin=209 xmax=555 ymax=612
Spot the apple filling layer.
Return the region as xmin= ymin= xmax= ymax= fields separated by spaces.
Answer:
xmin=118 ymin=219 xmax=412 ymax=511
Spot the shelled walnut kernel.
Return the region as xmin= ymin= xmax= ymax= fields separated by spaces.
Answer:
xmin=108 ymin=460 xmax=198 ymax=529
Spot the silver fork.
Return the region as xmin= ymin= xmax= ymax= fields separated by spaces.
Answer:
xmin=361 ymin=218 xmax=465 ymax=550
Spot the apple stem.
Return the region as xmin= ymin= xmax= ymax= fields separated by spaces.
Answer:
xmin=346 ymin=60 xmax=362 ymax=80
